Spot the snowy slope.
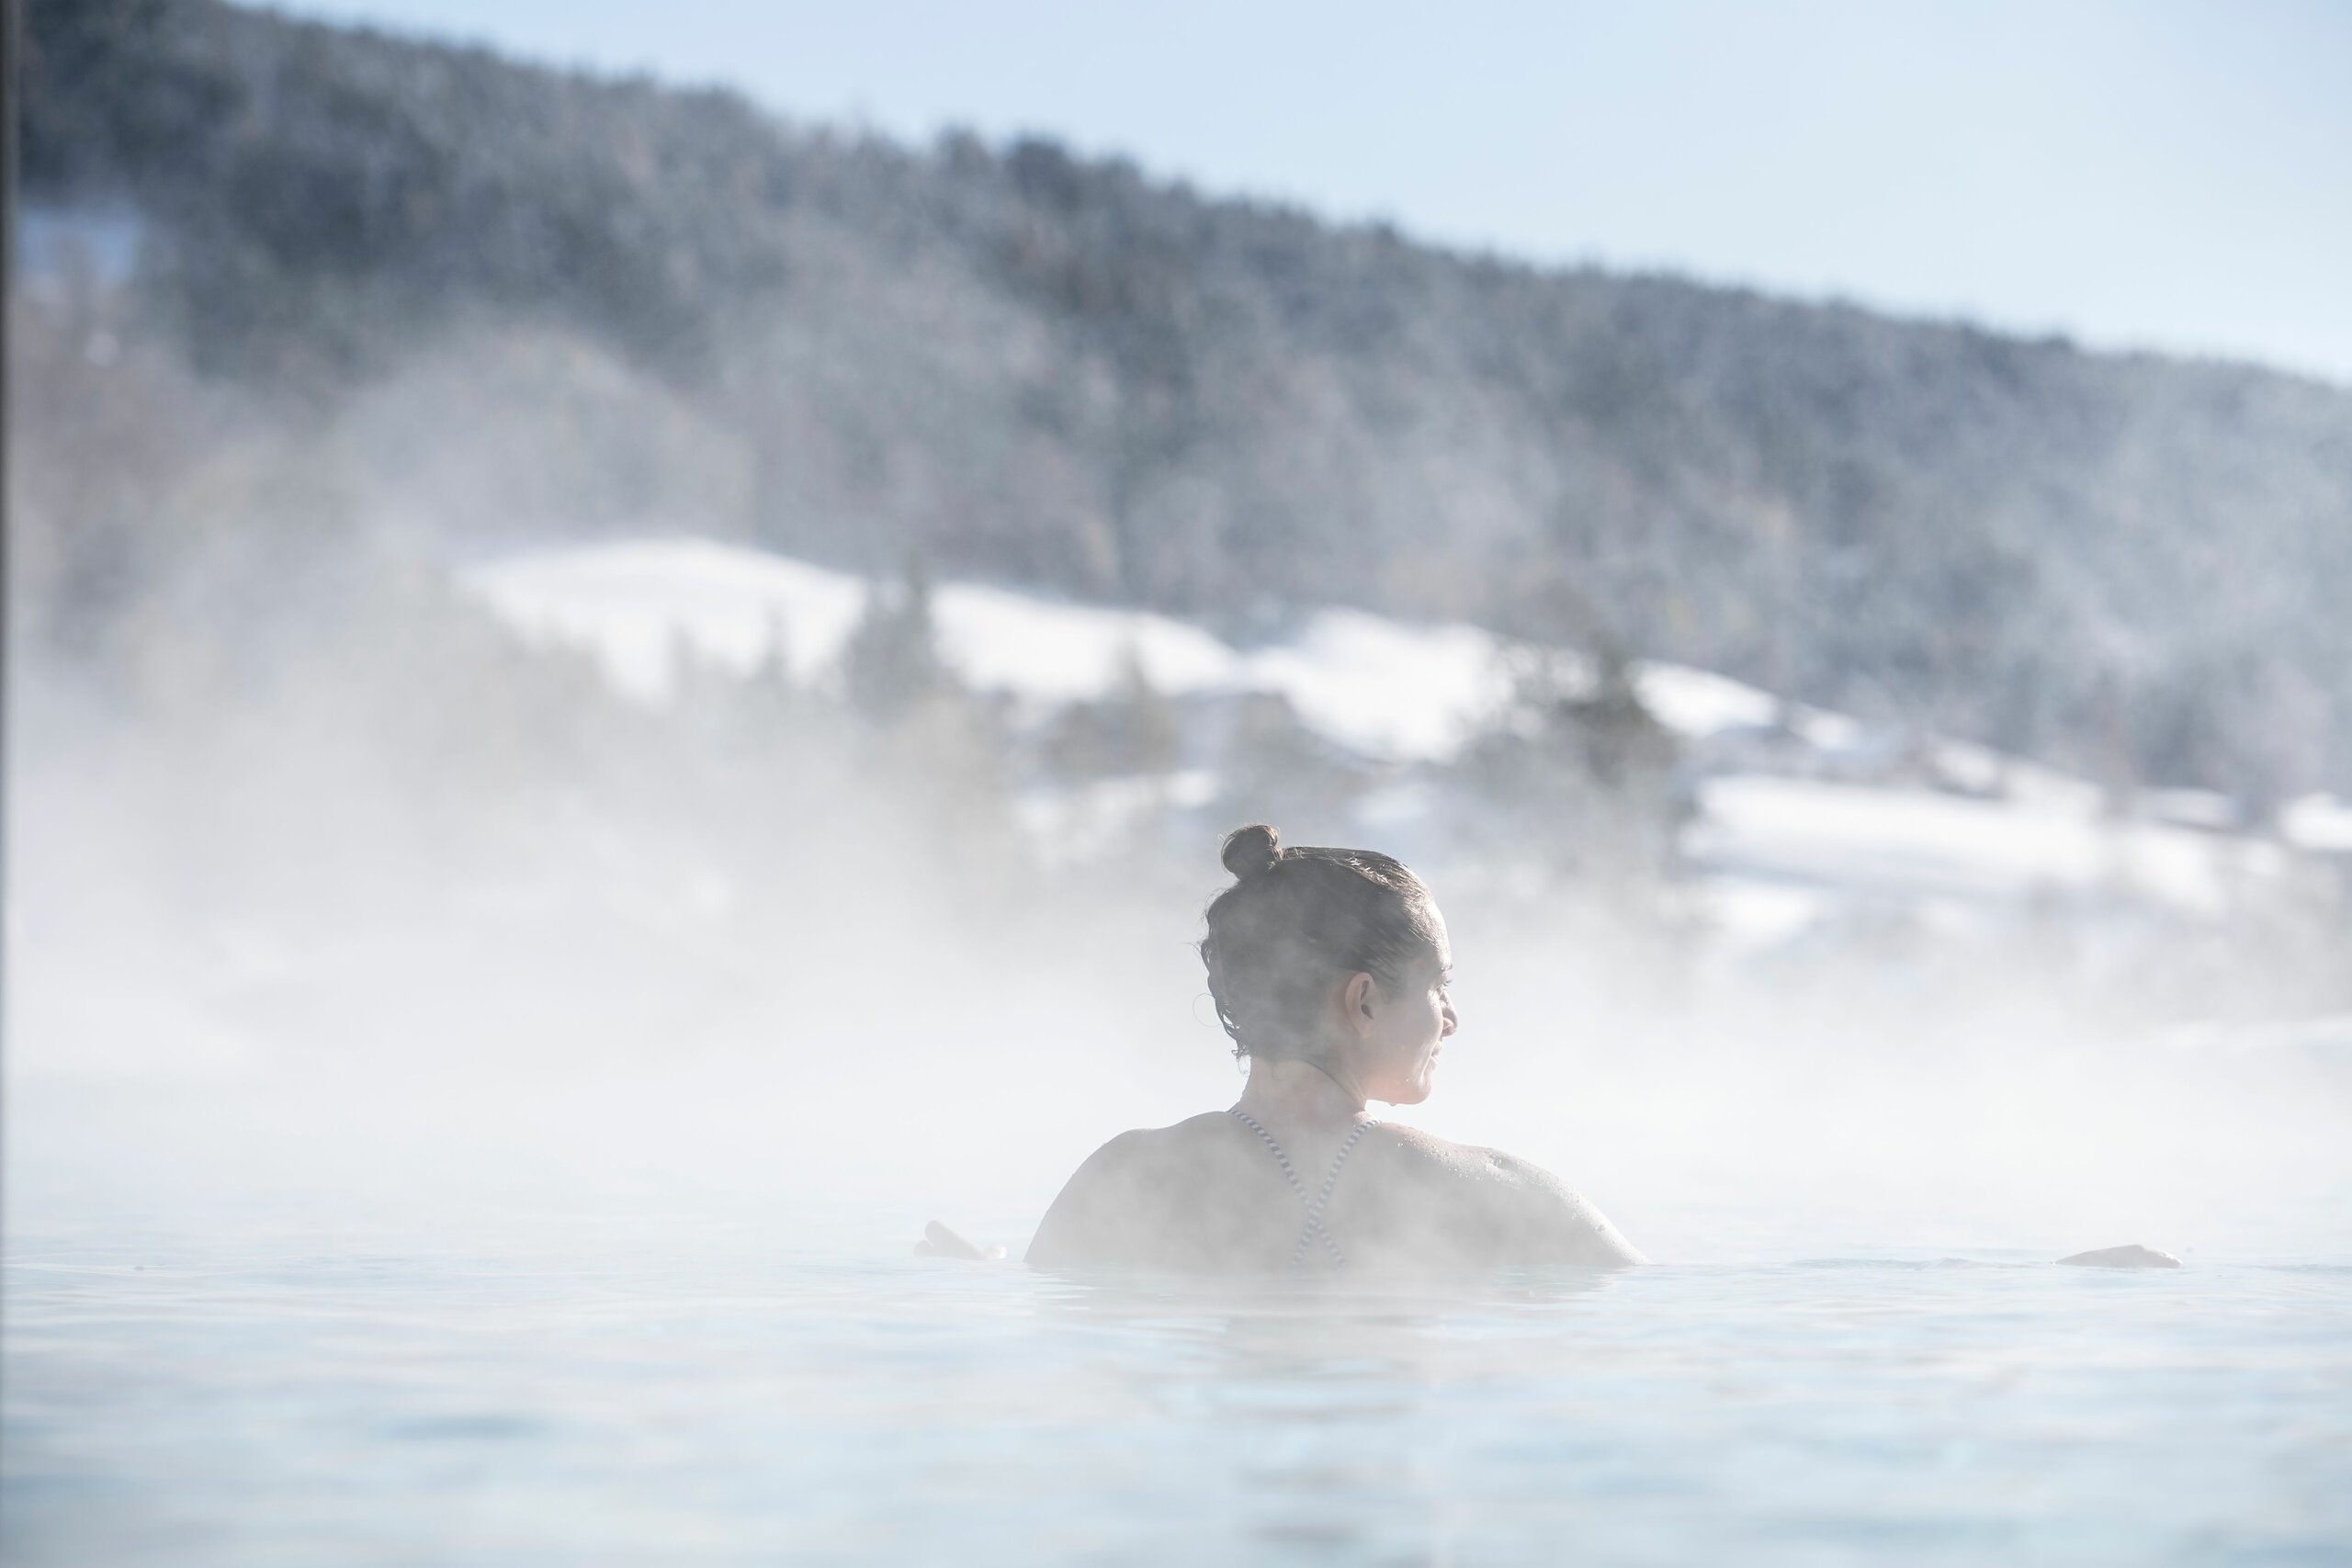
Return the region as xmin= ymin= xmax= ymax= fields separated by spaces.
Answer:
xmin=468 ymin=539 xmax=1514 ymax=756
xmin=462 ymin=538 xmax=2302 ymax=928
xmin=1687 ymin=776 xmax=2284 ymax=916
xmin=466 ymin=538 xmax=1816 ymax=761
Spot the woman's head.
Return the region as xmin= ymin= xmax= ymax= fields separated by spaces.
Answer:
xmin=1200 ymin=823 xmax=1456 ymax=1104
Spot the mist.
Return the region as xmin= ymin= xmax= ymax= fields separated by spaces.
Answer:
xmin=12 ymin=300 xmax=2347 ymax=1261
xmin=14 ymin=8 xmax=2352 ymax=1562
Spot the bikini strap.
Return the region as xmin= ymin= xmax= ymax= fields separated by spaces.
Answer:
xmin=1228 ymin=1109 xmax=1374 ymax=1268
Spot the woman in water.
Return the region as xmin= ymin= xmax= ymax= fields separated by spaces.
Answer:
xmin=1022 ymin=824 xmax=1644 ymax=1273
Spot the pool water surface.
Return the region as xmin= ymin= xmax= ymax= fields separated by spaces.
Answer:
xmin=6 ymin=1194 xmax=2347 ymax=1565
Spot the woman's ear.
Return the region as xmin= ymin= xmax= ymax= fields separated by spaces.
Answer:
xmin=1341 ymin=971 xmax=1378 ymax=1037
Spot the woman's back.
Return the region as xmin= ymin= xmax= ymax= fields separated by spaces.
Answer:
xmin=1023 ymin=824 xmax=1643 ymax=1276
xmin=1026 ymin=1113 xmax=1642 ymax=1274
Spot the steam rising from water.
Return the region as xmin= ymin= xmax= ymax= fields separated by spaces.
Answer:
xmin=6 ymin=269 xmax=2346 ymax=1268
xmin=11 ymin=581 xmax=2347 ymax=1266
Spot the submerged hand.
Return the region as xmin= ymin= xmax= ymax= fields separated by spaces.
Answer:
xmin=2057 ymin=1243 xmax=2181 ymax=1269
xmin=913 ymin=1219 xmax=1006 ymax=1261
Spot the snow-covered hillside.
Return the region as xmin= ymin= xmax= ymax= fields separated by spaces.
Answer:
xmin=463 ymin=539 xmax=2346 ymax=941
xmin=469 ymin=539 xmax=1838 ymax=761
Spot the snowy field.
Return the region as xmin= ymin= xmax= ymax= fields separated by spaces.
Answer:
xmin=465 ymin=538 xmax=2350 ymax=953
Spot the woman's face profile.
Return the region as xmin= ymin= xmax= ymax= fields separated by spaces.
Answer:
xmin=1347 ymin=909 xmax=1457 ymax=1106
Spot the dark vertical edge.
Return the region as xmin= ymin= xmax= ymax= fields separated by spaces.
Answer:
xmin=0 ymin=0 xmax=17 ymax=1334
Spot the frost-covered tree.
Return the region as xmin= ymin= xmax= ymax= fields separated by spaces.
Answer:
xmin=1462 ymin=638 xmax=1684 ymax=886
xmin=1039 ymin=649 xmax=1182 ymax=781
xmin=23 ymin=0 xmax=2352 ymax=796
xmin=841 ymin=558 xmax=947 ymax=726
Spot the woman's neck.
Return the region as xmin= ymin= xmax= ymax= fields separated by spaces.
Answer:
xmin=1238 ymin=1055 xmax=1370 ymax=1125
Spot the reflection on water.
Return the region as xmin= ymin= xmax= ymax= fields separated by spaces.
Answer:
xmin=6 ymin=1188 xmax=2348 ymax=1566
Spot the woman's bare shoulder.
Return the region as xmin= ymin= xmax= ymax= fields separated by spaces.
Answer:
xmin=1364 ymin=1122 xmax=1543 ymax=1183
xmin=1366 ymin=1124 xmax=1645 ymax=1267
xmin=1078 ymin=1113 xmax=1237 ymax=1173
xmin=1024 ymin=1115 xmax=1238 ymax=1266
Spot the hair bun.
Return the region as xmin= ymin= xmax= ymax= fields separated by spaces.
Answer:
xmin=1219 ymin=823 xmax=1282 ymax=881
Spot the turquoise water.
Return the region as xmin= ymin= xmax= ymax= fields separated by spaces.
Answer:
xmin=6 ymin=1199 xmax=2349 ymax=1565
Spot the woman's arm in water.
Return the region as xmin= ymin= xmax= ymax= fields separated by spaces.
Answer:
xmin=912 ymin=1220 xmax=1004 ymax=1260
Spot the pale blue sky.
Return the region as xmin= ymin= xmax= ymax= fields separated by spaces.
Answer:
xmin=272 ymin=0 xmax=2352 ymax=384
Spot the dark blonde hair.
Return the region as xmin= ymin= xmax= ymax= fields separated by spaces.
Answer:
xmin=1199 ymin=823 xmax=1443 ymax=1060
